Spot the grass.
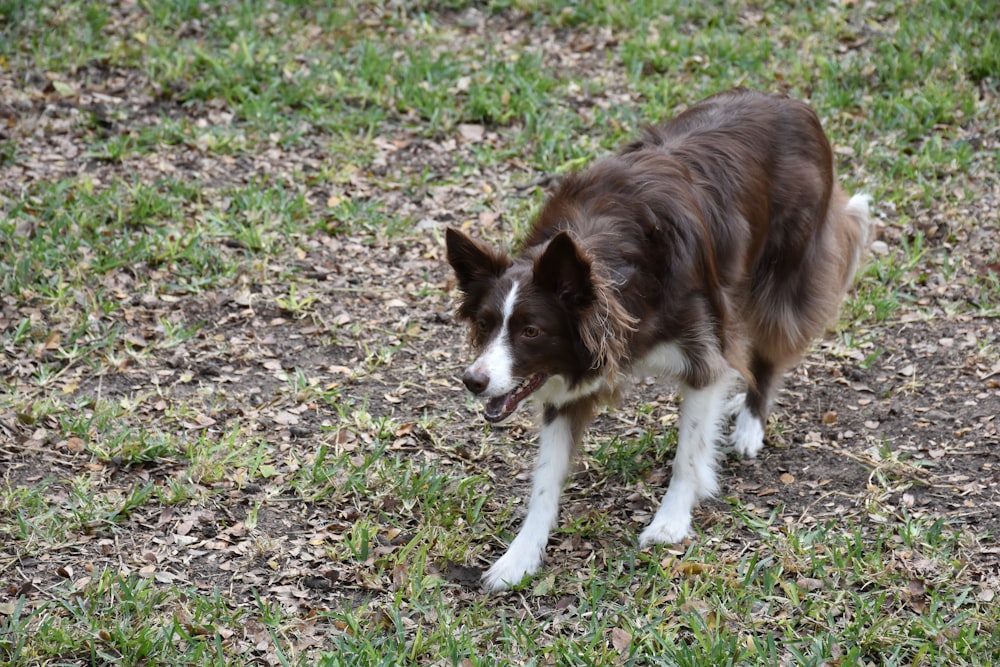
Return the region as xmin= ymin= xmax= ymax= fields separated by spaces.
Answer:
xmin=311 ymin=510 xmax=994 ymax=666
xmin=1 ymin=0 xmax=999 ymax=665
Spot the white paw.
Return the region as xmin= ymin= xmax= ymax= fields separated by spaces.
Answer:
xmin=730 ymin=408 xmax=764 ymax=458
xmin=638 ymin=513 xmax=691 ymax=547
xmin=481 ymin=546 xmax=542 ymax=592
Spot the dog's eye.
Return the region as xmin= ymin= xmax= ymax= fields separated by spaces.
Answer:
xmin=522 ymin=326 xmax=540 ymax=338
xmin=476 ymin=318 xmax=489 ymax=332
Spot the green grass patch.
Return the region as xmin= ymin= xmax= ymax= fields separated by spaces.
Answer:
xmin=2 ymin=0 xmax=998 ymax=664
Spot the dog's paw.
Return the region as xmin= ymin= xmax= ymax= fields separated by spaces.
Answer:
xmin=482 ymin=547 xmax=542 ymax=592
xmin=730 ymin=408 xmax=764 ymax=459
xmin=638 ymin=514 xmax=691 ymax=547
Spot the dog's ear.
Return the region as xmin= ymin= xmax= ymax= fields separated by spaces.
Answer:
xmin=446 ymin=227 xmax=510 ymax=293
xmin=533 ymin=231 xmax=595 ymax=309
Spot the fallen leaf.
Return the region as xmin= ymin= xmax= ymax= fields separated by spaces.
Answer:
xmin=51 ymin=80 xmax=76 ymax=97
xmin=43 ymin=331 xmax=61 ymax=351
xmin=458 ymin=124 xmax=485 ymax=141
xmin=611 ymin=627 xmax=632 ymax=651
xmin=555 ymin=595 xmax=575 ymax=611
xmin=184 ymin=414 xmax=216 ymax=429
xmin=532 ymin=574 xmax=555 ymax=596
xmin=680 ymin=598 xmax=712 ymax=618
xmin=673 ymin=561 xmax=712 ymax=577
xmin=796 ymin=577 xmax=824 ymax=591
xmin=273 ymin=411 xmax=300 ymax=426
xmin=126 ymin=332 xmax=148 ymax=348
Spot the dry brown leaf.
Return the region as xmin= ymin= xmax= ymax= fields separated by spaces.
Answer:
xmin=458 ymin=124 xmax=485 ymax=142
xmin=796 ymin=577 xmax=824 ymax=591
xmin=273 ymin=411 xmax=300 ymax=425
xmin=610 ymin=627 xmax=632 ymax=651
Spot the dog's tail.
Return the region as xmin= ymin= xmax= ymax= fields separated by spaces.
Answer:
xmin=842 ymin=193 xmax=873 ymax=285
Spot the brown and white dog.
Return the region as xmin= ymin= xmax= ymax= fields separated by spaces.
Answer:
xmin=446 ymin=88 xmax=871 ymax=592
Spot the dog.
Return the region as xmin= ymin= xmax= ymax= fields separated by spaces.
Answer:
xmin=445 ymin=88 xmax=871 ymax=592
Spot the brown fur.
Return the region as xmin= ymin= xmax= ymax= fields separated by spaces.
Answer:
xmin=450 ymin=87 xmax=870 ymax=423
xmin=517 ymin=88 xmax=868 ymax=418
xmin=530 ymin=231 xmax=639 ymax=381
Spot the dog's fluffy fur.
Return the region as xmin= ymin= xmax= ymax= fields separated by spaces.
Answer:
xmin=446 ymin=88 xmax=871 ymax=592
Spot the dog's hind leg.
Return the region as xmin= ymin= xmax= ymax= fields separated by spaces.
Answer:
xmin=729 ymin=353 xmax=778 ymax=458
xmin=732 ymin=191 xmax=872 ymax=459
xmin=639 ymin=375 xmax=732 ymax=546
xmin=482 ymin=398 xmax=595 ymax=592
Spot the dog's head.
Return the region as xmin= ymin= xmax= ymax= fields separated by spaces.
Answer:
xmin=445 ymin=227 xmax=603 ymax=422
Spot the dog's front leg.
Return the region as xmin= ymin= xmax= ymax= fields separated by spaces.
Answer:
xmin=639 ymin=377 xmax=731 ymax=546
xmin=482 ymin=411 xmax=575 ymax=592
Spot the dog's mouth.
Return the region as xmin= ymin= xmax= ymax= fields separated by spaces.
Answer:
xmin=483 ymin=374 xmax=546 ymax=423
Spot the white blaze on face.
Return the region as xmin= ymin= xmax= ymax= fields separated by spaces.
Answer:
xmin=469 ymin=280 xmax=520 ymax=397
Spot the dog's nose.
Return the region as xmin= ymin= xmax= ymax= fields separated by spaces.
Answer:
xmin=462 ymin=368 xmax=489 ymax=395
